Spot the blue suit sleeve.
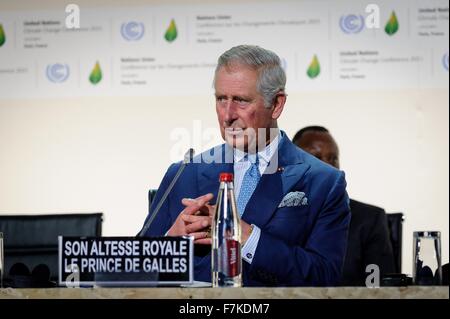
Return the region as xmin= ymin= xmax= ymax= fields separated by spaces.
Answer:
xmin=248 ymin=171 xmax=351 ymax=286
xmin=140 ymin=163 xmax=180 ymax=237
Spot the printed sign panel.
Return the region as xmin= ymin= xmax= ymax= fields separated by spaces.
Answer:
xmin=58 ymin=236 xmax=194 ymax=287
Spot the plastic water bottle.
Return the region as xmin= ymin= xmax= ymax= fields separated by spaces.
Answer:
xmin=211 ymin=173 xmax=242 ymax=287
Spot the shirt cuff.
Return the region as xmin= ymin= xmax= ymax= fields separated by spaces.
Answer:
xmin=242 ymin=224 xmax=261 ymax=264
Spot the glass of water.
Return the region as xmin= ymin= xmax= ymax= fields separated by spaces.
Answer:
xmin=413 ymin=231 xmax=442 ymax=285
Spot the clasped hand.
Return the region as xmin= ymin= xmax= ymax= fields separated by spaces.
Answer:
xmin=166 ymin=193 xmax=214 ymax=245
xmin=167 ymin=193 xmax=252 ymax=245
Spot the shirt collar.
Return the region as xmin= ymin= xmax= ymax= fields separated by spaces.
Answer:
xmin=233 ymin=130 xmax=281 ymax=164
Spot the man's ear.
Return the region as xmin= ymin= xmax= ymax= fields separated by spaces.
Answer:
xmin=271 ymin=92 xmax=287 ymax=120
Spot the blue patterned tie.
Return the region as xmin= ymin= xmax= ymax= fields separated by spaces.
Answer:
xmin=237 ymin=156 xmax=261 ymax=216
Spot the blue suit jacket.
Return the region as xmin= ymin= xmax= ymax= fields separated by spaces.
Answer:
xmin=142 ymin=132 xmax=350 ymax=286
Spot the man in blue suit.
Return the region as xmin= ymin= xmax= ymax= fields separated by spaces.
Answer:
xmin=141 ymin=45 xmax=350 ymax=286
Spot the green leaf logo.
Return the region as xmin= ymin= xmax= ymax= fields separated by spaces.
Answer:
xmin=0 ymin=24 xmax=6 ymax=47
xmin=307 ymin=55 xmax=320 ymax=79
xmin=164 ymin=19 xmax=178 ymax=43
xmin=89 ymin=61 xmax=102 ymax=85
xmin=385 ymin=11 xmax=399 ymax=36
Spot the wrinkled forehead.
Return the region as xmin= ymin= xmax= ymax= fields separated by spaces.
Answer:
xmin=214 ymin=64 xmax=260 ymax=93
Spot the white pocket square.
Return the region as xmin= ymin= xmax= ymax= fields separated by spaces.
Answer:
xmin=278 ymin=191 xmax=308 ymax=208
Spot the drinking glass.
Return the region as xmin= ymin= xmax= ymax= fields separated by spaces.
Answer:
xmin=413 ymin=231 xmax=442 ymax=285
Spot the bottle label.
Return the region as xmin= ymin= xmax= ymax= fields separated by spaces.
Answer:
xmin=226 ymin=239 xmax=240 ymax=277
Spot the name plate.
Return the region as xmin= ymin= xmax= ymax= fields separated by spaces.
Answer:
xmin=58 ymin=236 xmax=194 ymax=287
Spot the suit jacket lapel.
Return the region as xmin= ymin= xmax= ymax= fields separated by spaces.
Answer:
xmin=281 ymin=164 xmax=309 ymax=195
xmin=242 ymin=132 xmax=311 ymax=227
xmin=197 ymin=144 xmax=233 ymax=200
xmin=242 ymin=169 xmax=284 ymax=226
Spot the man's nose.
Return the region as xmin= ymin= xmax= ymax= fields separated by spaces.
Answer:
xmin=223 ymin=102 xmax=238 ymax=124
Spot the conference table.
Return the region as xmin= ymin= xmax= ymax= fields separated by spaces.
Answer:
xmin=0 ymin=286 xmax=448 ymax=299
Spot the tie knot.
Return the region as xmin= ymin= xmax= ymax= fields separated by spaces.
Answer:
xmin=247 ymin=154 xmax=259 ymax=165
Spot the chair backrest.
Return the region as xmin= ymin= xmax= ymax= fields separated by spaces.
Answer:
xmin=148 ymin=189 xmax=158 ymax=211
xmin=0 ymin=213 xmax=103 ymax=282
xmin=386 ymin=212 xmax=404 ymax=274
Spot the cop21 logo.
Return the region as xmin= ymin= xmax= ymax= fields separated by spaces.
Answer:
xmin=443 ymin=52 xmax=449 ymax=72
xmin=121 ymin=21 xmax=145 ymax=41
xmin=339 ymin=4 xmax=381 ymax=34
xmin=46 ymin=63 xmax=70 ymax=83
xmin=340 ymin=14 xmax=365 ymax=34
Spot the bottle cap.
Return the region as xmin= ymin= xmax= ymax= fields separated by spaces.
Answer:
xmin=219 ymin=172 xmax=233 ymax=182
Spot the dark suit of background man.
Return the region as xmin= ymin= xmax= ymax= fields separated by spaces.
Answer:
xmin=293 ymin=126 xmax=396 ymax=286
xmin=140 ymin=45 xmax=351 ymax=286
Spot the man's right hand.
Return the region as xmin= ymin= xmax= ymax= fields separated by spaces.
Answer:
xmin=166 ymin=193 xmax=214 ymax=241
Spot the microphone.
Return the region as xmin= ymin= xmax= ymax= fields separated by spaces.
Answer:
xmin=7 ymin=263 xmax=54 ymax=288
xmin=417 ymin=265 xmax=434 ymax=285
xmin=32 ymin=264 xmax=51 ymax=283
xmin=9 ymin=262 xmax=30 ymax=276
xmin=442 ymin=263 xmax=448 ymax=285
xmin=138 ymin=148 xmax=195 ymax=237
xmin=8 ymin=262 xmax=30 ymax=288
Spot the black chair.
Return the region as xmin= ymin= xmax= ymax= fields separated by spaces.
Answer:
xmin=0 ymin=213 xmax=103 ymax=284
xmin=148 ymin=189 xmax=158 ymax=211
xmin=386 ymin=212 xmax=404 ymax=274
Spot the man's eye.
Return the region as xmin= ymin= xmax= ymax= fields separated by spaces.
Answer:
xmin=234 ymin=98 xmax=249 ymax=105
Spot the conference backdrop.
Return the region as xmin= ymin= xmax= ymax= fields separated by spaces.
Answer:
xmin=0 ymin=0 xmax=448 ymax=275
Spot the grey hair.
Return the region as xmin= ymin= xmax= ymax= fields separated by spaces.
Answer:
xmin=214 ymin=45 xmax=286 ymax=108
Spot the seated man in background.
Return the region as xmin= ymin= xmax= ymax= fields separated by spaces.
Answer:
xmin=293 ymin=126 xmax=395 ymax=286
